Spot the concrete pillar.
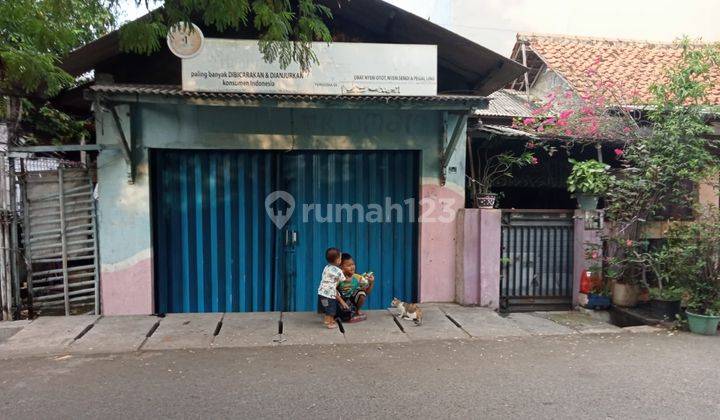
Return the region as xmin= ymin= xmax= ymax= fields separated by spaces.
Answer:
xmin=455 ymin=208 xmax=501 ymax=308
xmin=572 ymin=210 xmax=603 ymax=307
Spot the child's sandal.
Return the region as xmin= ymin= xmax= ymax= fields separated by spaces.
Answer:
xmin=325 ymin=322 xmax=337 ymax=329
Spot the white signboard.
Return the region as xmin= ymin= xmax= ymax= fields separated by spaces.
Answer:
xmin=181 ymin=39 xmax=437 ymax=96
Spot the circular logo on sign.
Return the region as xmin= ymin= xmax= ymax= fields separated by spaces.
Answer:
xmin=166 ymin=23 xmax=204 ymax=59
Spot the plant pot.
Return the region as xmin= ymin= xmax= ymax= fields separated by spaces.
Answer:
xmin=686 ymin=311 xmax=720 ymax=335
xmin=649 ymin=298 xmax=681 ymax=321
xmin=585 ymin=293 xmax=611 ymax=310
xmin=476 ymin=193 xmax=497 ymax=209
xmin=612 ymin=283 xmax=639 ymax=307
xmin=576 ymin=194 xmax=599 ymax=210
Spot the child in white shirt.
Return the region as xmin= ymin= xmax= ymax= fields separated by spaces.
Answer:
xmin=317 ymin=247 xmax=348 ymax=329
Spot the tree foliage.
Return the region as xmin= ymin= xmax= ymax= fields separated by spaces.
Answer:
xmin=1 ymin=0 xmax=333 ymax=146
xmin=0 ymin=0 xmax=115 ymax=97
xmin=118 ymin=0 xmax=333 ymax=71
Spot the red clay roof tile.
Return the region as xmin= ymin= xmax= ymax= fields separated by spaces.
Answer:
xmin=518 ymin=33 xmax=720 ymax=105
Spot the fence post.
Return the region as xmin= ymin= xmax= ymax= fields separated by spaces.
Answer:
xmin=90 ymin=175 xmax=100 ymax=315
xmin=455 ymin=208 xmax=501 ymax=308
xmin=58 ymin=167 xmax=70 ymax=316
xmin=8 ymin=157 xmax=20 ymax=317
xmin=573 ymin=210 xmax=604 ymax=307
xmin=0 ymin=154 xmax=9 ymax=320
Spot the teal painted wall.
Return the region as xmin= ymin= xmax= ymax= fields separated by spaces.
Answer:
xmin=96 ymin=102 xmax=467 ymax=314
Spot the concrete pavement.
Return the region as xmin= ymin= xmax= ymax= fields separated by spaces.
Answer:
xmin=0 ymin=333 xmax=717 ymax=419
xmin=0 ymin=305 xmax=666 ymax=359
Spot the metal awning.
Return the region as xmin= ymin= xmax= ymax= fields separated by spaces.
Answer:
xmin=86 ymin=84 xmax=488 ymax=110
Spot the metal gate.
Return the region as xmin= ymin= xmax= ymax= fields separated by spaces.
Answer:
xmin=500 ymin=210 xmax=574 ymax=312
xmin=280 ymin=151 xmax=419 ymax=311
xmin=151 ymin=149 xmax=419 ymax=313
xmin=23 ymin=167 xmax=99 ymax=315
xmin=151 ymin=151 xmax=279 ymax=313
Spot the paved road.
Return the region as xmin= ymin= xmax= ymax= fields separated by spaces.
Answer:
xmin=0 ymin=332 xmax=717 ymax=419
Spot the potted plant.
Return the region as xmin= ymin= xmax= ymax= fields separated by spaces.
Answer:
xmin=610 ymin=275 xmax=641 ymax=308
xmin=586 ymin=282 xmax=612 ymax=310
xmin=567 ymin=159 xmax=611 ymax=210
xmin=659 ymin=211 xmax=720 ymax=335
xmin=470 ymin=151 xmax=536 ymax=208
xmin=643 ymin=246 xmax=685 ymax=320
xmin=648 ymin=286 xmax=684 ymax=320
xmin=605 ymin=240 xmax=644 ymax=308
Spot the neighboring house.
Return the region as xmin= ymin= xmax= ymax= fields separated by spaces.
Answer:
xmin=463 ymin=34 xmax=720 ymax=311
xmin=54 ymin=0 xmax=525 ymax=315
xmin=469 ymin=33 xmax=720 ymax=210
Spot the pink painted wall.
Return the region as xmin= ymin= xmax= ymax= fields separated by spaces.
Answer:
xmin=455 ymin=209 xmax=480 ymax=305
xmin=101 ymin=255 xmax=154 ymax=315
xmin=478 ymin=210 xmax=501 ymax=308
xmin=454 ymin=209 xmax=501 ymax=308
xmin=418 ymin=183 xmax=464 ymax=303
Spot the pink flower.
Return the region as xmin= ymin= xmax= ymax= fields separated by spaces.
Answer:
xmin=559 ymin=110 xmax=574 ymax=119
xmin=565 ymin=129 xmax=574 ymax=136
xmin=522 ymin=117 xmax=536 ymax=125
xmin=623 ymin=127 xmax=631 ymax=133
xmin=626 ymin=240 xmax=633 ymax=247
xmin=557 ymin=119 xmax=568 ymax=127
xmin=543 ymin=117 xmax=556 ymax=125
xmin=614 ymin=148 xmax=624 ymax=157
xmin=531 ymin=156 xmax=539 ymax=165
xmin=537 ymin=125 xmax=545 ymax=132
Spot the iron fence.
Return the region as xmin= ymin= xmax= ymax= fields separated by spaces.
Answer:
xmin=500 ymin=210 xmax=574 ymax=312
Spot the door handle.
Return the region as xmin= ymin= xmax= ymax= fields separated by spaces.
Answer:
xmin=292 ymin=230 xmax=297 ymax=245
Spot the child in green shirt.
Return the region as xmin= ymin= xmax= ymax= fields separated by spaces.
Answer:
xmin=338 ymin=253 xmax=375 ymax=319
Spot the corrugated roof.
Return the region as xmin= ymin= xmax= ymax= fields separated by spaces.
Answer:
xmin=515 ymin=33 xmax=720 ymax=105
xmin=476 ymin=89 xmax=537 ymax=118
xmin=88 ymin=84 xmax=488 ymax=107
xmin=476 ymin=124 xmax=537 ymax=138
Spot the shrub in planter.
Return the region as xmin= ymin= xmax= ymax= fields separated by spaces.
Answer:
xmin=605 ymin=243 xmax=645 ymax=308
xmin=658 ymin=210 xmax=720 ymax=334
xmin=648 ymin=286 xmax=684 ymax=321
xmin=644 ymin=246 xmax=688 ymax=320
xmin=587 ymin=282 xmax=611 ymax=310
xmin=567 ymin=159 xmax=611 ymax=210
